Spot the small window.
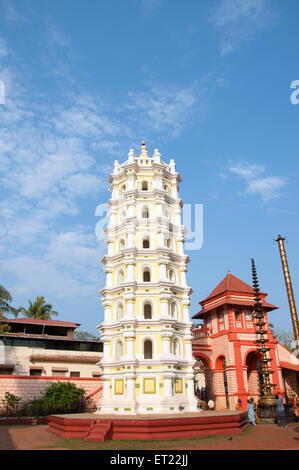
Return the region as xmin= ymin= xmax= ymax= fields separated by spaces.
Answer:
xmin=118 ymin=270 xmax=124 ymax=283
xmin=116 ymin=340 xmax=123 ymax=360
xmin=171 ymin=302 xmax=178 ymax=318
xmin=0 ymin=368 xmax=14 ymax=375
xmin=144 ymin=303 xmax=152 ymax=319
xmin=235 ymin=309 xmax=242 ymax=322
xmin=169 ymin=270 xmax=176 ymax=283
xmin=144 ymin=340 xmax=153 ymax=359
xmin=117 ymin=303 xmax=124 ymax=320
xmin=30 ymin=369 xmax=43 ymax=377
xmin=143 ymin=269 xmax=151 ymax=282
xmin=142 ymin=238 xmax=150 ymax=249
xmin=52 ymin=370 xmax=67 ymax=377
xmin=119 ymin=239 xmax=125 ymax=250
xmin=70 ymin=371 xmax=80 ymax=378
xmin=165 ymin=238 xmax=172 ymax=248
xmin=218 ymin=310 xmax=224 ymax=322
xmin=141 ymin=181 xmax=148 ymax=191
xmin=92 ymin=372 xmax=101 ymax=378
xmin=142 ymin=207 xmax=149 ymax=218
xmin=245 ymin=309 xmax=253 ymax=321
xmin=173 ymin=339 xmax=181 ymax=356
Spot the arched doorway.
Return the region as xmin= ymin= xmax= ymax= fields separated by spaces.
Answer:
xmin=215 ymin=355 xmax=229 ymax=409
xmin=194 ymin=356 xmax=213 ymax=401
xmin=246 ymin=350 xmax=263 ymax=401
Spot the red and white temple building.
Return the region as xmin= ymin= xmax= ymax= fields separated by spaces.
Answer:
xmin=192 ymin=270 xmax=299 ymax=410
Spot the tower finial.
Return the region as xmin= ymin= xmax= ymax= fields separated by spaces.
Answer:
xmin=139 ymin=140 xmax=148 ymax=157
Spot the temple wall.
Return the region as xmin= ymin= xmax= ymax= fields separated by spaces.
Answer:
xmin=0 ymin=375 xmax=102 ymax=413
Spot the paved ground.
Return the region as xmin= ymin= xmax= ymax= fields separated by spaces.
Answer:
xmin=0 ymin=422 xmax=298 ymax=450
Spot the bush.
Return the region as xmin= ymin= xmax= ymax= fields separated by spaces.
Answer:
xmin=21 ymin=398 xmax=50 ymax=418
xmin=1 ymin=392 xmax=21 ymax=416
xmin=42 ymin=382 xmax=86 ymax=414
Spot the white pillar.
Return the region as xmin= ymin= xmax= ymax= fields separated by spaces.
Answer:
xmin=159 ymin=262 xmax=167 ymax=280
xmin=103 ymin=301 xmax=112 ymax=322
xmin=105 ymin=268 xmax=113 ymax=288
xmin=126 ymin=263 xmax=135 ymax=282
xmin=163 ymin=376 xmax=173 ymax=397
xmin=127 ymin=231 xmax=135 ymax=248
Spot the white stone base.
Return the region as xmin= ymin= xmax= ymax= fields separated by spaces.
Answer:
xmin=95 ymin=396 xmax=199 ymax=415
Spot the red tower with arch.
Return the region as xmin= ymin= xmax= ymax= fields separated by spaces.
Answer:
xmin=192 ymin=271 xmax=289 ymax=410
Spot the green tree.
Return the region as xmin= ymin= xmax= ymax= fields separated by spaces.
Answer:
xmin=74 ymin=330 xmax=100 ymax=341
xmin=0 ymin=284 xmax=13 ymax=319
xmin=0 ymin=285 xmax=14 ymax=334
xmin=20 ymin=296 xmax=58 ymax=320
xmin=273 ymin=328 xmax=295 ymax=353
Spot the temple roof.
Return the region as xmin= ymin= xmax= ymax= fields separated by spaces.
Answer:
xmin=192 ymin=271 xmax=278 ymax=319
xmin=203 ymin=271 xmax=260 ymax=302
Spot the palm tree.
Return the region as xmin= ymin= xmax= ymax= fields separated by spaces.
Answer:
xmin=0 ymin=284 xmax=13 ymax=320
xmin=20 ymin=296 xmax=58 ymax=320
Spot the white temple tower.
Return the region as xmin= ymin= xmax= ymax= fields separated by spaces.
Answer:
xmin=96 ymin=142 xmax=198 ymax=414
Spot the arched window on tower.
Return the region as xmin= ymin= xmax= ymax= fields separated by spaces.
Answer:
xmin=171 ymin=302 xmax=178 ymax=319
xmin=169 ymin=269 xmax=176 ymax=283
xmin=173 ymin=338 xmax=181 ymax=356
xmin=144 ymin=303 xmax=152 ymax=319
xmin=119 ymin=239 xmax=125 ymax=251
xmin=142 ymin=207 xmax=149 ymax=219
xmin=120 ymin=184 xmax=126 ymax=196
xmin=118 ymin=270 xmax=124 ymax=284
xmin=142 ymin=237 xmax=150 ymax=249
xmin=144 ymin=339 xmax=153 ymax=359
xmin=141 ymin=180 xmax=148 ymax=191
xmin=117 ymin=303 xmax=124 ymax=320
xmin=143 ymin=268 xmax=151 ymax=282
xmin=120 ymin=210 xmax=126 ymax=222
xmin=165 ymin=238 xmax=172 ymax=248
xmin=235 ymin=309 xmax=242 ymax=327
xmin=115 ymin=340 xmax=123 ymax=360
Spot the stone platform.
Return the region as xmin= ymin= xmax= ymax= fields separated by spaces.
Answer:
xmin=48 ymin=410 xmax=248 ymax=442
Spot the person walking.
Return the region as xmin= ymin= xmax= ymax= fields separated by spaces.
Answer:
xmin=208 ymin=399 xmax=215 ymax=410
xmin=292 ymin=395 xmax=298 ymax=422
xmin=247 ymin=399 xmax=256 ymax=426
xmin=275 ymin=393 xmax=287 ymax=428
xmin=235 ymin=399 xmax=243 ymax=411
xmin=253 ymin=400 xmax=260 ymax=424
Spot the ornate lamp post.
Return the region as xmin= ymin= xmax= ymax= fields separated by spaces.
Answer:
xmin=251 ymin=259 xmax=277 ymax=416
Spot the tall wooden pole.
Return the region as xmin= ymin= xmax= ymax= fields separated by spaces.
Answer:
xmin=275 ymin=235 xmax=299 ymax=343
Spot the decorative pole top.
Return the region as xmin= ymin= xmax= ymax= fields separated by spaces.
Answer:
xmin=139 ymin=140 xmax=148 ymax=157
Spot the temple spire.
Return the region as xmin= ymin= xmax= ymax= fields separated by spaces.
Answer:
xmin=139 ymin=140 xmax=148 ymax=157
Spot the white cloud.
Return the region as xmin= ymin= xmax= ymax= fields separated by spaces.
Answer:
xmin=0 ymin=37 xmax=8 ymax=56
xmin=141 ymin=0 xmax=163 ymax=15
xmin=209 ymin=0 xmax=278 ymax=55
xmin=229 ymin=161 xmax=265 ymax=179
xmin=127 ymin=84 xmax=205 ymax=136
xmin=247 ymin=176 xmax=287 ymax=202
xmin=228 ymin=160 xmax=287 ymax=202
xmin=0 ymin=0 xmax=27 ymax=24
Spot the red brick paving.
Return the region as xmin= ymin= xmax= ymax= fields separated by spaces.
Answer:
xmin=0 ymin=423 xmax=298 ymax=450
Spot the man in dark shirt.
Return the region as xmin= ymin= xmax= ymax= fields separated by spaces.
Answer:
xmin=275 ymin=393 xmax=287 ymax=428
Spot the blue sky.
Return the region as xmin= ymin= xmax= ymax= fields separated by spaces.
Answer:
xmin=0 ymin=0 xmax=298 ymax=337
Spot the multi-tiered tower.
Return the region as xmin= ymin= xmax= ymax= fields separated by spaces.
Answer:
xmin=96 ymin=142 xmax=198 ymax=414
